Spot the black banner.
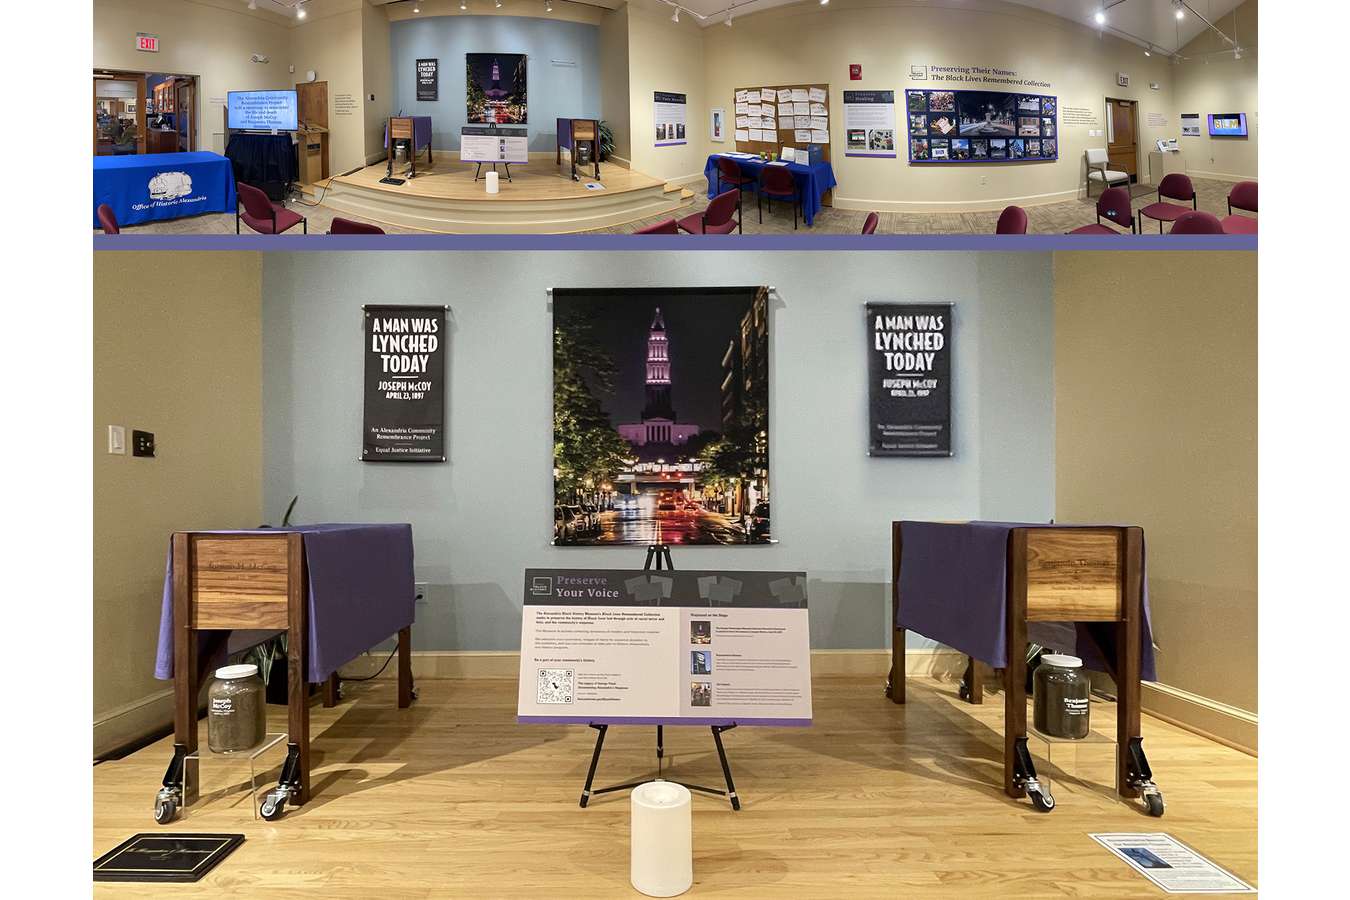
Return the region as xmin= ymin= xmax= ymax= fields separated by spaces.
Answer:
xmin=415 ymin=58 xmax=438 ymax=101
xmin=866 ymin=302 xmax=952 ymax=457
xmin=362 ymin=305 xmax=446 ymax=462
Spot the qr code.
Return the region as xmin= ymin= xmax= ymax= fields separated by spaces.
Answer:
xmin=537 ymin=668 xmax=574 ymax=704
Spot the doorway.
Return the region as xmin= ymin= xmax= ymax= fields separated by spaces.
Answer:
xmin=93 ymin=70 xmax=199 ymax=156
xmin=1105 ymin=97 xmax=1139 ymax=185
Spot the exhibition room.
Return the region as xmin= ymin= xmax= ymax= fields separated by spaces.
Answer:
xmin=91 ymin=248 xmax=1258 ymax=893
xmin=91 ymin=0 xmax=1258 ymax=235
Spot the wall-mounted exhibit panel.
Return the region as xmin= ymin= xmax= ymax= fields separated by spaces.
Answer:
xmin=905 ymin=90 xmax=1058 ymax=164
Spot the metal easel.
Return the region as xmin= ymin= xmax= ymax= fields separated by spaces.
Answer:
xmin=577 ymin=543 xmax=742 ymax=811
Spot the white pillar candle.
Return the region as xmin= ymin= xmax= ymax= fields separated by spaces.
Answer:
xmin=485 ymin=171 xmax=499 ymax=194
xmin=630 ymin=781 xmax=692 ymax=897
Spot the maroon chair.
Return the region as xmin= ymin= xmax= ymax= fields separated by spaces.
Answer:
xmin=676 ymin=188 xmax=741 ymax=235
xmin=634 ymin=218 xmax=680 ymax=234
xmin=328 ymin=217 xmax=385 ymax=235
xmin=714 ymin=157 xmax=755 ymax=207
xmin=1168 ymin=210 xmax=1225 ymax=234
xmin=1137 ymin=173 xmax=1197 ymax=233
xmin=1221 ymin=181 xmax=1257 ymax=235
xmin=861 ymin=212 xmax=879 ymax=235
xmin=96 ymin=204 xmax=120 ymax=234
xmin=1067 ymin=186 xmax=1136 ymax=234
xmin=757 ymin=165 xmax=800 ymax=229
xmin=995 ymin=205 xmax=1028 ymax=234
xmin=236 ymin=181 xmax=307 ymax=235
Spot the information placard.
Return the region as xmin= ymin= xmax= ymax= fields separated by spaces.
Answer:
xmin=866 ymin=302 xmax=953 ymax=457
xmin=1090 ymin=834 xmax=1255 ymax=894
xmin=518 ymin=568 xmax=812 ymax=726
xmin=459 ymin=126 xmax=529 ymax=163
xmin=362 ymin=305 xmax=446 ymax=462
xmin=843 ymin=90 xmax=896 ymax=157
xmin=654 ymin=91 xmax=688 ymax=146
xmin=416 ymin=58 xmax=438 ymax=102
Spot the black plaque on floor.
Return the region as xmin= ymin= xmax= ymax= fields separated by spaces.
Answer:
xmin=93 ymin=833 xmax=244 ymax=883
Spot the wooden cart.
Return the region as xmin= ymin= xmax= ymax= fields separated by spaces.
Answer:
xmin=888 ymin=522 xmax=1162 ymax=815
xmin=155 ymin=531 xmax=414 ymax=823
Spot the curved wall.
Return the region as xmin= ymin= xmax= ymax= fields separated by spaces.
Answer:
xmin=701 ymin=0 xmax=1182 ymax=211
xmin=391 ymin=14 xmax=603 ymax=152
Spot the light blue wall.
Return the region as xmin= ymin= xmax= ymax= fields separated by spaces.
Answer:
xmin=390 ymin=15 xmax=602 ymax=152
xmin=261 ymin=252 xmax=1055 ymax=653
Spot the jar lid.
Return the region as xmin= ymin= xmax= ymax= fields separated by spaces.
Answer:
xmin=1040 ymin=653 xmax=1083 ymax=669
xmin=215 ymin=663 xmax=259 ymax=680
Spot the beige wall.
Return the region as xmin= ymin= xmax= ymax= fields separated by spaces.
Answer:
xmin=93 ymin=253 xmax=264 ymax=757
xmin=94 ymin=0 xmax=292 ymax=154
xmin=700 ymin=0 xmax=1179 ymax=210
xmin=1053 ymin=252 xmax=1256 ymax=715
xmin=1174 ymin=0 xmax=1258 ymax=181
xmin=361 ymin=0 xmax=394 ymax=165
xmin=600 ymin=5 xmax=632 ymax=164
xmin=626 ymin=6 xmax=708 ymax=183
xmin=289 ymin=1 xmax=368 ymax=173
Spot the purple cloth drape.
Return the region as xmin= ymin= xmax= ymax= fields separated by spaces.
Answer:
xmin=154 ymin=523 xmax=415 ymax=684
xmin=897 ymin=521 xmax=1156 ymax=681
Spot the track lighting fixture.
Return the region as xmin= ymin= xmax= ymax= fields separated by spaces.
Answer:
xmin=247 ymin=0 xmax=257 ymax=10
xmin=725 ymin=14 xmax=733 ymax=27
xmin=545 ymin=0 xmax=553 ymax=12
xmin=296 ymin=2 xmax=307 ymax=20
xmin=1174 ymin=1 xmax=1185 ymax=20
xmin=672 ymin=9 xmax=680 ymax=22
xmin=460 ymin=0 xmax=467 ymax=8
xmin=1143 ymin=45 xmax=1151 ymax=56
xmin=1094 ymin=10 xmax=1105 ymax=25
xmin=819 ymin=0 xmax=829 ymax=5
xmin=496 ymin=0 xmax=503 ymax=7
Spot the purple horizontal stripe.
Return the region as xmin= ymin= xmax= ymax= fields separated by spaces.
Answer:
xmin=845 ymin=153 xmax=899 ymax=158
xmin=518 ymin=715 xmax=811 ymax=727
xmin=95 ymin=234 xmax=1257 ymax=252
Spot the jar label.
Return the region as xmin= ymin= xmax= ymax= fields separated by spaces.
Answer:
xmin=210 ymin=697 xmax=235 ymax=717
xmin=1064 ymin=698 xmax=1089 ymax=715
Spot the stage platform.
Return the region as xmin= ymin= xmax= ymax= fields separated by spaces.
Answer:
xmin=316 ymin=155 xmax=691 ymax=234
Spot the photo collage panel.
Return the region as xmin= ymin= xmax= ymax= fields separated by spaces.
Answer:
xmin=906 ymin=89 xmax=1058 ymax=164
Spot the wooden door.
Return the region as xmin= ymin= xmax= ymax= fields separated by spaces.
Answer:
xmin=93 ymin=73 xmax=147 ymax=155
xmin=1107 ymin=97 xmax=1137 ymax=182
xmin=175 ymin=78 xmax=194 ymax=151
xmin=296 ymin=80 xmax=328 ymax=129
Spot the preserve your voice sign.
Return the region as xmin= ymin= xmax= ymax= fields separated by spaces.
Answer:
xmin=517 ymin=568 xmax=812 ymax=726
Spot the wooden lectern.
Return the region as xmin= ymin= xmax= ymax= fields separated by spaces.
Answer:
xmin=556 ymin=118 xmax=601 ymax=182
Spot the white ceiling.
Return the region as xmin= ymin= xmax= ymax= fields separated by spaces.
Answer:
xmin=623 ymin=0 xmax=1244 ymax=49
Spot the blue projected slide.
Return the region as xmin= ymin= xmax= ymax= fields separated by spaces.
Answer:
xmin=228 ymin=90 xmax=299 ymax=131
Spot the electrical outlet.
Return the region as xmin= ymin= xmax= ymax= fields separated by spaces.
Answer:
xmin=107 ymin=425 xmax=126 ymax=455
xmin=415 ymin=582 xmax=429 ymax=603
xmin=132 ymin=430 xmax=155 ymax=457
xmin=980 ymin=175 xmax=987 ymax=185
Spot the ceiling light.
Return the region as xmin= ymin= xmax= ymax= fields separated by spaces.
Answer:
xmin=413 ymin=4 xmax=420 ymax=10
xmin=545 ymin=0 xmax=552 ymax=11
xmin=820 ymin=0 xmax=830 ymax=5
xmin=296 ymin=2 xmax=306 ymax=20
xmin=460 ymin=0 xmax=467 ymax=8
xmin=1094 ymin=11 xmax=1105 ymax=25
xmin=1174 ymin=2 xmax=1185 ymax=20
xmin=1143 ymin=46 xmax=1151 ymax=56
xmin=496 ymin=0 xmax=502 ymax=6
xmin=247 ymin=0 xmax=257 ymax=10
xmin=672 ymin=9 xmax=680 ymax=22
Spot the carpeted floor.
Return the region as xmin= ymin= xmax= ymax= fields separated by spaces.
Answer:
xmin=100 ymin=176 xmax=1251 ymax=237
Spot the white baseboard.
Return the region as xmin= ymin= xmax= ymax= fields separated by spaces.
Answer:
xmin=832 ymin=187 xmax=1082 ymax=214
xmin=94 ymin=688 xmax=174 ymax=759
xmin=1141 ymin=682 xmax=1257 ymax=756
xmin=1183 ymin=169 xmax=1256 ymax=184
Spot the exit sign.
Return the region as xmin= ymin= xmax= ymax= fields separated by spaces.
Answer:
xmin=136 ymin=33 xmax=159 ymax=52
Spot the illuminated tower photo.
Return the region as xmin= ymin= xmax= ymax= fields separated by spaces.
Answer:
xmin=619 ymin=308 xmax=700 ymax=447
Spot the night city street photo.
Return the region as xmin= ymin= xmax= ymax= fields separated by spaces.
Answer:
xmin=552 ymin=287 xmax=771 ymax=546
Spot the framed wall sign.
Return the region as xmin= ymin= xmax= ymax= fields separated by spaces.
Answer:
xmin=415 ymin=58 xmax=438 ymax=102
xmin=710 ymin=106 xmax=726 ymax=142
xmin=866 ymin=302 xmax=953 ymax=457
xmin=362 ymin=305 xmax=447 ymax=462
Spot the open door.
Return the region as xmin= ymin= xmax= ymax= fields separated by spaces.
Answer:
xmin=174 ymin=78 xmax=195 ymax=151
xmin=1106 ymin=97 xmax=1139 ymax=185
xmin=93 ymin=73 xmax=147 ymax=156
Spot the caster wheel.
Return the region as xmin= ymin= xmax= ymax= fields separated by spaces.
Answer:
xmin=153 ymin=797 xmax=178 ymax=825
xmin=1143 ymin=792 xmax=1164 ymax=817
xmin=1028 ymin=788 xmax=1055 ymax=812
xmin=883 ymin=677 xmax=892 ymax=699
xmin=260 ymin=793 xmax=286 ymax=821
xmin=959 ymin=683 xmax=971 ymax=702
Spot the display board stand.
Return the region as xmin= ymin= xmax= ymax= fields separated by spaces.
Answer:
xmin=473 ymin=161 xmax=512 ymax=183
xmin=577 ymin=544 xmax=742 ymax=812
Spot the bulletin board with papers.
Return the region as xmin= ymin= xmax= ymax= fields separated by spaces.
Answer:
xmin=732 ymin=83 xmax=832 ymax=203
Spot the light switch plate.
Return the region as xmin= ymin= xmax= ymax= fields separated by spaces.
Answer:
xmin=107 ymin=425 xmax=126 ymax=455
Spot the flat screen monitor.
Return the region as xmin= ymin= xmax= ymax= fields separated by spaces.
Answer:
xmin=1207 ymin=113 xmax=1247 ymax=137
xmin=228 ymin=90 xmax=299 ymax=131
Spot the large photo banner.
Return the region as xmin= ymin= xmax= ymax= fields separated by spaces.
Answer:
xmin=466 ymin=53 xmax=526 ymax=124
xmin=552 ymin=287 xmax=771 ymax=546
xmin=517 ymin=568 xmax=812 ymax=726
xmin=867 ymin=302 xmax=953 ymax=457
xmin=362 ymin=305 xmax=446 ymax=462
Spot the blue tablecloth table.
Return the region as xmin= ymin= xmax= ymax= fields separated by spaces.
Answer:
xmin=703 ymin=154 xmax=837 ymax=227
xmin=93 ymin=152 xmax=237 ymax=228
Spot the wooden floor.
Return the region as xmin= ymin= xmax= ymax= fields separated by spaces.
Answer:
xmin=332 ymin=157 xmax=666 ymax=202
xmin=93 ymin=674 xmax=1255 ymax=897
